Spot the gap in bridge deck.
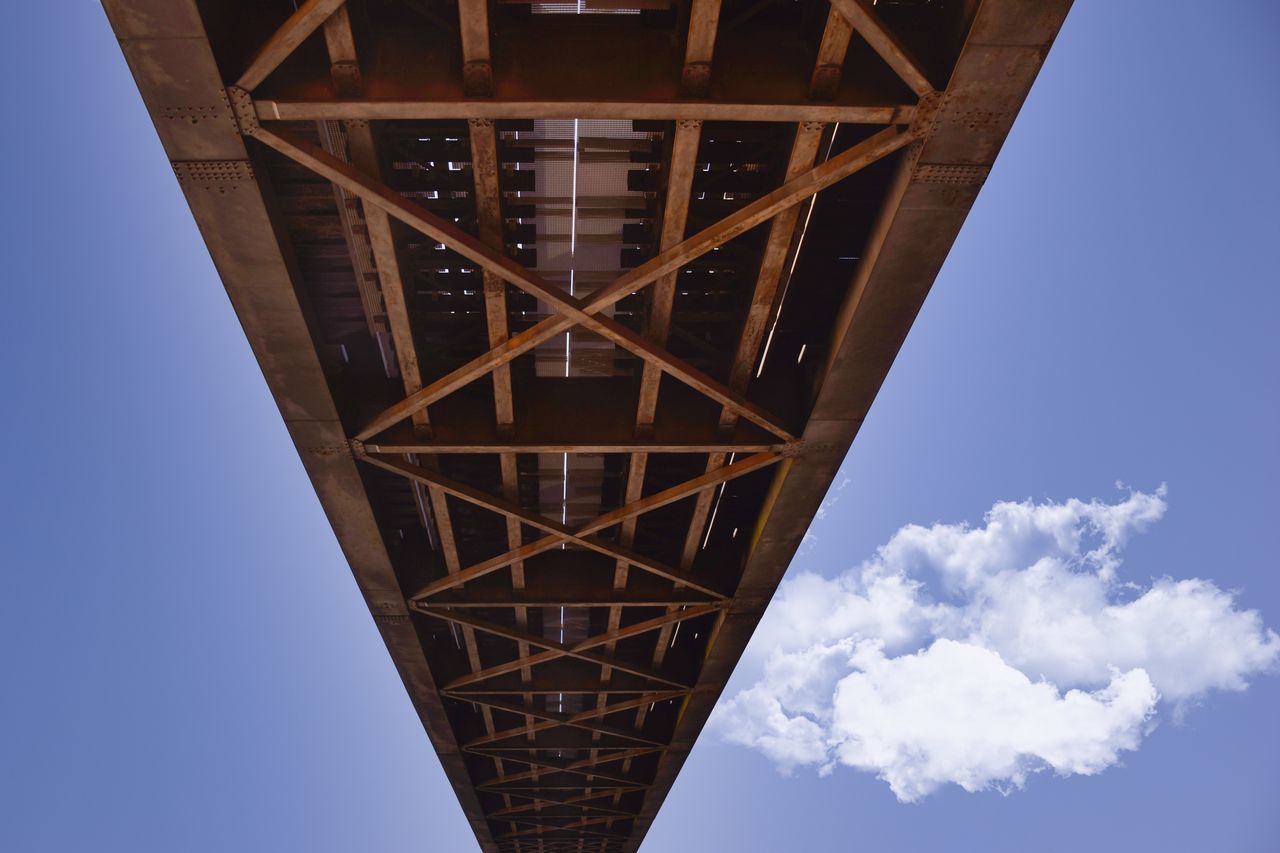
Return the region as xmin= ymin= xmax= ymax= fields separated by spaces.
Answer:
xmin=524 ymin=116 xmax=651 ymax=722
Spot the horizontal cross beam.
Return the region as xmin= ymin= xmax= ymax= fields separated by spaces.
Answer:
xmin=361 ymin=439 xmax=788 ymax=455
xmin=253 ymin=96 xmax=914 ymax=124
xmin=425 ymin=592 xmax=713 ymax=609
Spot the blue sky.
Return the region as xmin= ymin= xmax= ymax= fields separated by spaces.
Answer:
xmin=2 ymin=2 xmax=1277 ymax=851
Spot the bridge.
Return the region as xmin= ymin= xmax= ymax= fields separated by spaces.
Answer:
xmin=104 ymin=0 xmax=1069 ymax=849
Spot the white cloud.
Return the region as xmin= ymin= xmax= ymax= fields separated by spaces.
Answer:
xmin=712 ymin=489 xmax=1279 ymax=800
xmin=830 ymin=640 xmax=1157 ymax=802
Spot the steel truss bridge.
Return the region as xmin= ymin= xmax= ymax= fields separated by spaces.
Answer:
xmin=105 ymin=0 xmax=1069 ymax=849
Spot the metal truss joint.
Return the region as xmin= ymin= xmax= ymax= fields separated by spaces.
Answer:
xmin=909 ymin=89 xmax=946 ymax=139
xmin=226 ymin=86 xmax=260 ymax=137
xmin=779 ymin=440 xmax=806 ymax=459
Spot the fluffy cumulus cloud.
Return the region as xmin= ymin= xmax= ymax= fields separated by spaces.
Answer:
xmin=712 ymin=489 xmax=1279 ymax=801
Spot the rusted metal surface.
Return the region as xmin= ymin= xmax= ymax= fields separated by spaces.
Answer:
xmin=103 ymin=0 xmax=1070 ymax=849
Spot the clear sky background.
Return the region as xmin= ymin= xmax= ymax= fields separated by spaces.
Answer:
xmin=2 ymin=2 xmax=1277 ymax=851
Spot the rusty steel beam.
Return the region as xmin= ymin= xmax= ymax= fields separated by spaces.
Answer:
xmin=680 ymin=0 xmax=722 ymax=96
xmin=103 ymin=1 xmax=1072 ymax=849
xmin=362 ymin=439 xmax=787 ymax=454
xmin=364 ymin=454 xmax=733 ymax=598
xmin=489 ymin=791 xmax=641 ymax=819
xmin=232 ymin=120 xmax=799 ymax=441
xmin=635 ymin=121 xmax=703 ymax=430
xmin=474 ymin=749 xmax=661 ymax=790
xmin=827 ymin=0 xmax=934 ymax=97
xmin=319 ymin=15 xmax=429 ymax=431
xmin=619 ymin=3 xmax=1074 ymax=846
xmin=423 ymin=604 xmax=721 ymax=690
xmin=811 ymin=6 xmax=856 ymax=99
xmin=460 ymin=695 xmax=676 ymax=749
xmin=446 ymin=669 xmax=692 ymax=693
xmin=348 ymin=124 xmax=918 ymax=442
xmin=254 ymin=97 xmax=912 ymax=125
xmin=457 ymin=2 xmax=535 ymax=773
xmin=236 ymin=0 xmax=347 ymax=91
xmin=408 ymin=452 xmax=778 ymax=599
xmin=498 ymin=817 xmax=626 ymax=842
xmin=100 ymin=2 xmax=505 ymax=847
xmin=317 ymin=9 xmax=519 ymax=821
xmin=458 ymin=0 xmax=494 ymax=96
xmin=617 ymin=9 xmax=858 ymax=795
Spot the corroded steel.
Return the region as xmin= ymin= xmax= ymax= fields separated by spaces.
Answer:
xmin=103 ymin=1 xmax=1071 ymax=849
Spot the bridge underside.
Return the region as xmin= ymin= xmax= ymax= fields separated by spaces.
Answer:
xmin=105 ymin=0 xmax=1068 ymax=849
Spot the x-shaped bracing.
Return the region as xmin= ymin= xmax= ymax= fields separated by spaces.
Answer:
xmin=426 ymin=604 xmax=721 ymax=692
xmin=475 ymin=746 xmax=660 ymax=790
xmin=229 ymin=1 xmax=932 ymax=452
xmin=231 ymin=112 xmax=921 ymax=447
xmin=224 ymin=3 xmax=942 ymax=847
xmin=361 ymin=452 xmax=724 ymax=598
xmin=499 ymin=815 xmax=629 ymax=842
xmin=358 ymin=450 xmax=780 ymax=601
xmin=462 ymin=691 xmax=686 ymax=751
xmin=489 ymin=789 xmax=640 ymax=820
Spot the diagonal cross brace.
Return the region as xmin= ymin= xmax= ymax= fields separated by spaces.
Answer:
xmin=345 ymin=123 xmax=914 ymax=441
xmin=424 ymin=604 xmax=721 ymax=690
xmin=236 ymin=121 xmax=799 ymax=441
xmin=361 ymin=453 xmax=736 ymax=598
xmin=407 ymin=451 xmax=780 ymax=600
xmin=827 ymin=0 xmax=934 ymax=97
xmin=228 ymin=107 xmax=914 ymax=442
xmin=498 ymin=816 xmax=627 ymax=841
xmin=236 ymin=0 xmax=348 ymax=91
xmin=488 ymin=789 xmax=640 ymax=820
xmin=458 ymin=693 xmax=680 ymax=749
xmin=474 ymin=747 xmax=659 ymax=789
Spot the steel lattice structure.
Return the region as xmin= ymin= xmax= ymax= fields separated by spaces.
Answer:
xmin=105 ymin=0 xmax=1069 ymax=849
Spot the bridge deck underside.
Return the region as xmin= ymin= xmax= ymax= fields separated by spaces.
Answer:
xmin=104 ymin=0 xmax=1069 ymax=849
